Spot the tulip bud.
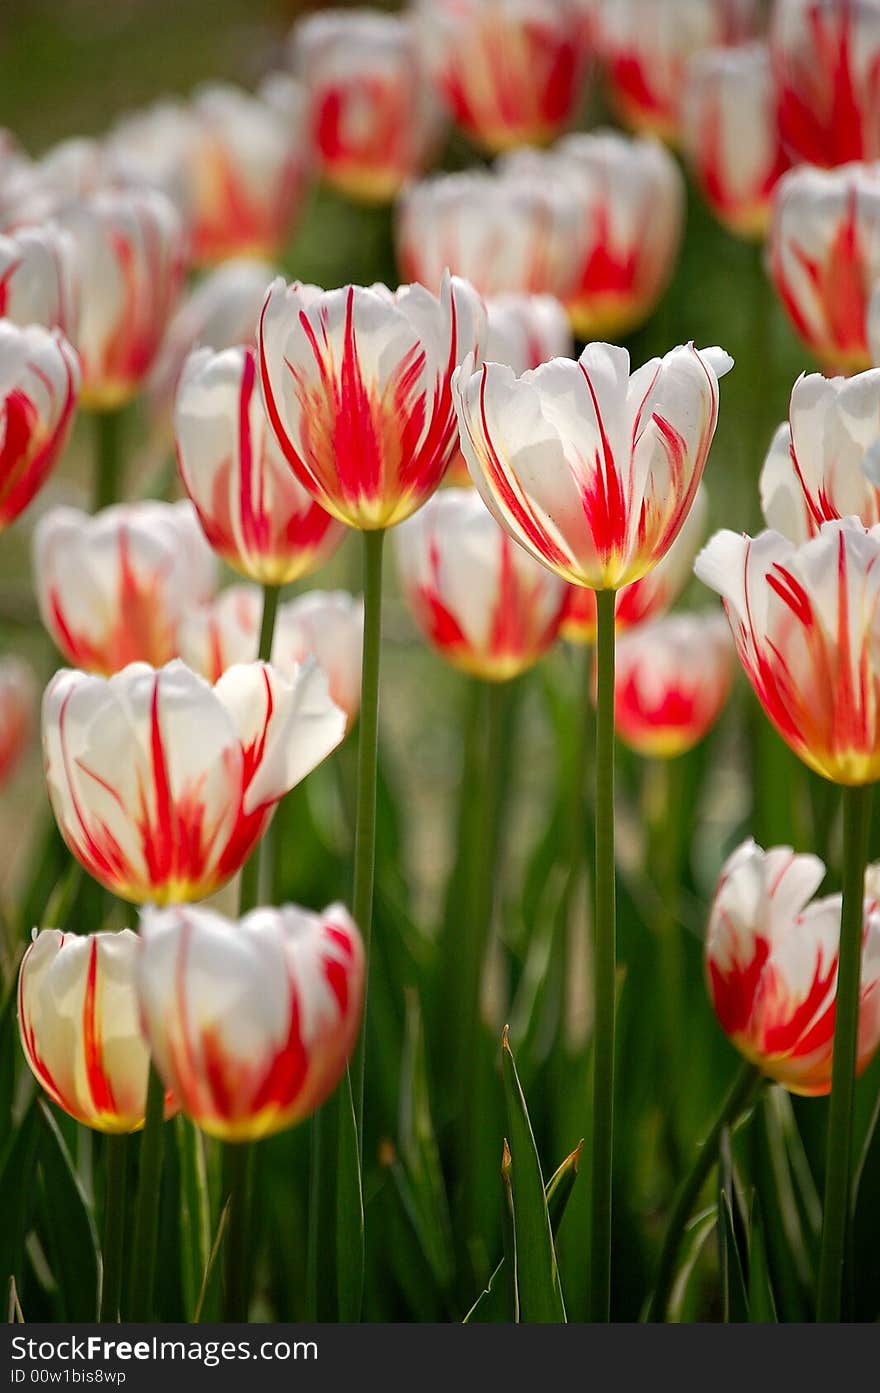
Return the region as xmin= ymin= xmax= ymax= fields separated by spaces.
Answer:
xmin=768 ymin=162 xmax=880 ymax=375
xmin=395 ymin=488 xmax=567 ymax=680
xmin=175 ymin=345 xmax=344 ymax=584
xmin=33 ymin=501 xmax=218 ymax=674
xmin=0 ymin=655 xmax=35 ymax=787
xmin=611 ymin=611 xmax=734 ymax=756
xmin=18 ymin=929 xmax=170 ymax=1133
xmin=0 ymin=321 xmax=80 ymax=531
xmin=258 ymin=272 xmax=485 ymax=530
xmin=705 ymin=839 xmax=880 ymax=1094
xmin=59 ymin=188 xmax=186 ymax=410
xmin=42 ymin=658 xmax=346 ymax=904
xmin=136 ymin=901 xmax=364 ymax=1141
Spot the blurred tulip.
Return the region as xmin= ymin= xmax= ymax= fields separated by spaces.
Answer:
xmin=0 ymin=321 xmax=80 ymax=531
xmin=175 ymin=345 xmax=344 ymax=583
xmin=504 ymin=131 xmax=684 ymax=338
xmin=33 ymin=501 xmax=217 ymax=674
xmin=0 ymin=128 xmax=28 ymax=185
xmin=395 ymin=487 xmax=567 ymax=680
xmin=60 ymin=188 xmax=186 ymax=411
xmin=682 ymin=43 xmax=788 ymax=240
xmin=18 ymin=928 xmax=170 ymax=1132
xmin=0 ymin=223 xmax=79 ymax=337
xmin=760 ymin=369 xmax=880 ymax=542
xmin=104 ymin=100 xmax=194 ymax=213
xmin=416 ymin=0 xmax=594 ymax=153
xmin=291 ymin=9 xmax=440 ymax=203
xmin=771 ymin=0 xmax=880 ymax=167
xmin=611 ymin=611 xmax=733 ymax=756
xmin=149 ymin=258 xmax=275 ymax=426
xmin=258 ymin=272 xmax=485 ymax=529
xmin=1 ymin=137 xmax=103 ymax=228
xmin=768 ymin=162 xmax=880 ymax=375
xmin=396 ymin=168 xmax=579 ymax=300
xmin=598 ymin=0 xmax=757 ymax=143
xmin=705 ymin=839 xmax=880 ymax=1094
xmin=42 ymin=658 xmax=345 ymax=904
xmin=454 ymin=340 xmax=732 ymax=589
xmin=181 ymin=586 xmax=364 ymax=728
xmin=696 ymin=516 xmax=880 ymax=784
xmin=0 ymin=656 xmax=35 ymax=786
xmin=188 ymin=83 xmax=310 ymax=265
xmin=561 ymin=485 xmax=708 ymax=642
xmin=136 ymin=901 xmax=364 ymax=1141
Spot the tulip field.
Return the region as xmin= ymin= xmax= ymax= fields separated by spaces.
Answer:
xmin=4 ymin=0 xmax=880 ymax=1337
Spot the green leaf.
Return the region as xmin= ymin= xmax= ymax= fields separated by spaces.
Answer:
xmin=752 ymin=1089 xmax=816 ymax=1319
xmin=667 ymin=1208 xmax=717 ymax=1323
xmin=175 ymin=1117 xmax=211 ymax=1320
xmin=193 ymin=1199 xmax=230 ymax=1324
xmin=747 ymin=1196 xmax=778 ymax=1323
xmin=0 ymin=1095 xmax=40 ymax=1295
xmin=36 ymin=1102 xmax=100 ymax=1321
xmin=397 ymin=991 xmax=454 ymax=1293
xmin=500 ymin=1027 xmax=566 ymax=1323
xmin=0 ymin=946 xmax=24 ymax=1132
xmin=335 ymin=1069 xmax=363 ymax=1321
xmin=717 ymin=1128 xmax=749 ymax=1324
xmin=465 ymin=1140 xmax=583 ymax=1323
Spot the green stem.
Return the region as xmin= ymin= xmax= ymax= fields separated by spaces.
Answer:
xmin=306 ymin=1110 xmax=323 ymax=1320
xmin=221 ymin=1142 xmax=254 ymax=1322
xmin=647 ymin=757 xmax=685 ymax=1167
xmin=351 ymin=528 xmax=385 ymax=1145
xmin=128 ymin=1066 xmax=166 ymax=1319
xmin=591 ymin=588 xmax=617 ymax=1322
xmin=816 ymin=781 xmax=873 ymax=1321
xmin=99 ymin=1134 xmax=128 ymax=1323
xmin=237 ymin=584 xmax=281 ymax=915
xmin=94 ymin=408 xmax=124 ymax=512
xmin=645 ymin=1061 xmax=761 ymax=1322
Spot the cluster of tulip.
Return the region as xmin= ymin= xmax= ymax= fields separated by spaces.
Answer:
xmin=2 ymin=0 xmax=880 ymax=1330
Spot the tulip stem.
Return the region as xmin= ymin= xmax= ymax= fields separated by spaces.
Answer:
xmin=237 ymin=583 xmax=281 ymax=915
xmin=128 ymin=1066 xmax=165 ymax=1319
xmin=591 ymin=587 xmax=616 ymax=1322
xmin=645 ymin=1060 xmax=761 ymax=1322
xmin=817 ymin=781 xmax=873 ymax=1321
xmin=94 ymin=408 xmax=124 ymax=512
xmin=222 ymin=1142 xmax=254 ymax=1322
xmin=351 ymin=527 xmax=385 ymax=1145
xmin=99 ymin=1134 xmax=128 ymax=1322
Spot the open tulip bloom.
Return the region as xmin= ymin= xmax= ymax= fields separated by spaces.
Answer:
xmin=0 ymin=320 xmax=80 ymax=530
xmin=42 ymin=658 xmax=346 ymax=905
xmin=18 ymin=928 xmax=170 ymax=1133
xmin=136 ymin=902 xmax=364 ymax=1142
xmin=706 ymin=840 xmax=880 ymax=1095
xmin=33 ymin=500 xmax=218 ymax=674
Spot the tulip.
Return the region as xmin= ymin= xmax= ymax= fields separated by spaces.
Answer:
xmin=175 ymin=345 xmax=344 ymax=584
xmin=59 ymin=188 xmax=186 ymax=411
xmin=290 ymin=9 xmax=440 ymax=203
xmin=136 ymin=901 xmax=364 ymax=1142
xmin=705 ymin=839 xmax=880 ymax=1095
xmin=258 ymin=272 xmax=484 ymax=530
xmin=395 ymin=487 xmax=568 ymax=680
xmin=682 ymin=42 xmax=788 ymax=240
xmin=395 ymin=168 xmax=580 ymax=300
xmin=771 ymin=0 xmax=880 ymax=167
xmin=18 ymin=928 xmax=167 ymax=1132
xmin=504 ymin=131 xmax=684 ymax=338
xmin=104 ymin=100 xmax=194 ymax=214
xmin=1 ymin=137 xmax=103 ymax=228
xmin=42 ymin=658 xmax=345 ymax=904
xmin=453 ymin=340 xmax=732 ymax=589
xmin=560 ymin=486 xmax=708 ymax=642
xmin=187 ymin=83 xmax=310 ymax=265
xmin=0 ymin=321 xmax=80 ymax=531
xmin=149 ymin=258 xmax=275 ymax=426
xmin=612 ymin=611 xmax=733 ymax=756
xmin=0 ymin=655 xmax=34 ymax=786
xmin=0 ymin=128 xmax=28 ymax=185
xmin=696 ymin=516 xmax=880 ymax=784
xmin=181 ymin=586 xmax=364 ymax=728
xmin=760 ymin=369 xmax=880 ymax=542
xmin=598 ymin=0 xmax=757 ymax=143
xmin=0 ymin=223 xmax=79 ymax=337
xmin=768 ymin=162 xmax=880 ymax=376
xmin=33 ymin=501 xmax=218 ymax=674
xmin=415 ymin=0 xmax=595 ymax=153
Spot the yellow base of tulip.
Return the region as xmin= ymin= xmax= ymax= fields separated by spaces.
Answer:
xmin=321 ymin=165 xmax=406 ymax=206
xmin=565 ymin=293 xmax=655 ymax=343
xmin=81 ymin=383 xmax=137 ymax=413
